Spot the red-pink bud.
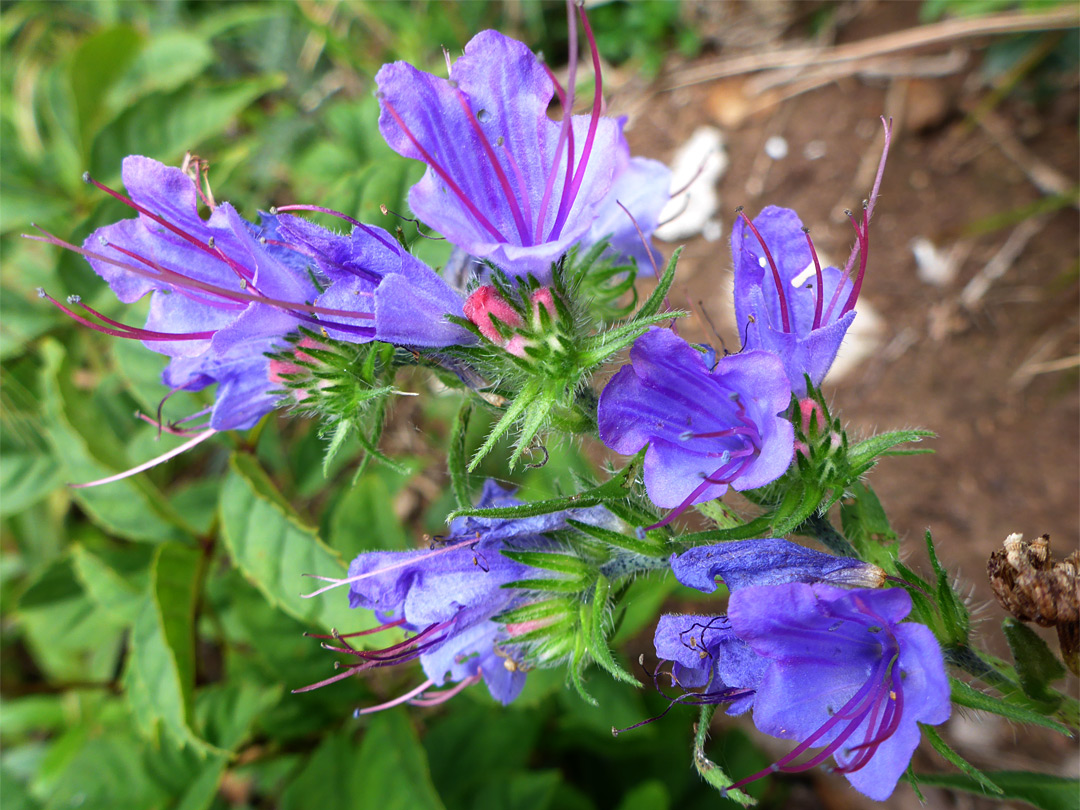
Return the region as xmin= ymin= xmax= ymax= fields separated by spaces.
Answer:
xmin=463 ymin=286 xmax=522 ymax=344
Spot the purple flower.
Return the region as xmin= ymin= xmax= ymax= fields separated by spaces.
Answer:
xmin=670 ymin=538 xmax=886 ymax=594
xmin=32 ymin=157 xmax=474 ymax=436
xmin=732 ymin=120 xmax=892 ymax=396
xmin=598 ymin=327 xmax=794 ymax=520
xmin=375 ymin=12 xmax=670 ymax=279
xmin=297 ymin=480 xmax=603 ymax=710
xmin=272 ymin=212 xmax=474 ymax=348
xmin=652 ymin=614 xmax=763 ymax=716
xmin=654 ymin=584 xmax=949 ymax=801
xmin=731 ymin=206 xmax=855 ymax=397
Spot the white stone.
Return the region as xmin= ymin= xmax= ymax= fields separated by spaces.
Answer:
xmin=655 ymin=126 xmax=728 ymax=242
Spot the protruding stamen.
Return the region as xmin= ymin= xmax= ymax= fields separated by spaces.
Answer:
xmin=549 ymin=1 xmax=602 ymax=241
xmin=738 ymin=209 xmax=792 ymax=333
xmin=69 ymin=429 xmax=216 ymax=489
xmin=354 ymin=678 xmax=434 ymax=715
xmin=407 ymin=673 xmax=482 ymax=707
xmin=535 ymin=0 xmax=579 ymax=243
xmin=616 ymin=200 xmax=659 ymax=276
xmin=841 ymin=205 xmax=869 ymax=316
xmin=300 ymin=535 xmax=486 ymax=598
xmin=802 ymin=226 xmax=825 ymax=330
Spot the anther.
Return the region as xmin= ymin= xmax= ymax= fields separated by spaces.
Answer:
xmin=82 ymin=171 xmax=91 ymax=184
xmin=269 ymin=206 xmax=278 ymax=215
xmin=66 ymin=295 xmax=81 ymax=305
xmin=36 ymin=287 xmax=46 ymax=298
xmin=207 ymin=237 xmax=215 ymax=248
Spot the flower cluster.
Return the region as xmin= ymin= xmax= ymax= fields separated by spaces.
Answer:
xmin=28 ymin=3 xmax=978 ymax=806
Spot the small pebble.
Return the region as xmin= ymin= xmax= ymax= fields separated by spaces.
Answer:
xmin=803 ymin=140 xmax=826 ymax=161
xmin=764 ymin=135 xmax=788 ymax=160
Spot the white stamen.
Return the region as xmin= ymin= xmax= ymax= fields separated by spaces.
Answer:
xmin=301 ymin=535 xmax=481 ymax=598
xmin=69 ymin=429 xmax=216 ymax=489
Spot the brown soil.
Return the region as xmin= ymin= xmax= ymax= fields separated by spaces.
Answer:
xmin=616 ymin=3 xmax=1079 ymax=808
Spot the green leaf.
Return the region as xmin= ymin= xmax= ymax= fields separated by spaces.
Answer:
xmin=913 ymin=771 xmax=1079 ymax=810
xmin=219 ymin=452 xmax=359 ymax=632
xmin=106 ymin=31 xmax=215 ymax=108
xmin=355 ymin=711 xmax=447 ymax=810
xmin=69 ymin=26 xmax=143 ymax=154
xmin=926 ymin=531 xmax=970 ymax=644
xmin=1003 ymin=619 xmax=1068 ymax=709
xmin=70 ymin=544 xmax=147 ymax=624
xmin=501 ymin=551 xmax=589 ymax=576
xmin=38 ymin=340 xmax=192 ymax=543
xmin=123 ymin=542 xmax=216 ymax=753
xmin=948 ymin=678 xmax=1070 ymax=735
xmin=282 ymin=714 xmax=446 ymax=810
xmin=447 ymin=397 xmax=473 ymax=509
xmin=0 ymin=451 xmax=62 ymax=516
xmin=91 ymin=74 xmax=286 ymax=179
xmin=582 ymin=574 xmax=639 ymax=687
xmin=920 ymin=724 xmax=1003 ymax=795
xmin=633 ymin=246 xmax=681 ymax=320
xmin=839 ymin=481 xmax=899 ymax=565
xmin=17 ymin=557 xmax=125 ymax=681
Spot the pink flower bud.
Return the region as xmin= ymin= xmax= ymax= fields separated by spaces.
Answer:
xmin=463 ymin=285 xmax=522 ymax=344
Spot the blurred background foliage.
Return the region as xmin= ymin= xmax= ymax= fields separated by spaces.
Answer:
xmin=1 ymin=2 xmax=1074 ymax=810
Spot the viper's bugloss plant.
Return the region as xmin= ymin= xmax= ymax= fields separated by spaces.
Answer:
xmin=20 ymin=2 xmax=1077 ymax=808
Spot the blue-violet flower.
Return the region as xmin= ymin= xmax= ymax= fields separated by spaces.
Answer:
xmin=375 ymin=10 xmax=670 ymax=278
xmin=598 ymin=327 xmax=794 ymax=521
xmin=732 ymin=118 xmax=892 ymax=395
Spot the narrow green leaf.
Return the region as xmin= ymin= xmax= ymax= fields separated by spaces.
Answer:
xmin=468 ymin=379 xmax=540 ymax=472
xmin=847 ymin=429 xmax=934 ymax=472
xmin=448 ymin=398 xmax=473 ymax=509
xmin=583 ymin=575 xmax=639 ymax=686
xmin=634 ymin=246 xmax=682 ymax=320
xmin=920 ymin=724 xmax=1003 ymax=795
xmin=321 ymin=418 xmax=353 ymax=478
xmin=219 ymin=453 xmax=358 ymax=632
xmin=501 ymin=551 xmax=589 ymax=576
xmin=913 ymin=771 xmax=1079 ymax=810
xmin=503 ymin=577 xmax=587 ymax=593
xmin=926 ymin=531 xmax=970 ymax=644
xmin=949 ymin=678 xmax=1070 ymax=735
xmin=692 ymin=704 xmax=756 ymax=806
xmin=1003 ymin=619 xmax=1067 ymax=708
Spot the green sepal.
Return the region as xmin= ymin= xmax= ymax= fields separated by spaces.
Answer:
xmin=578 ymin=310 xmax=685 ymax=368
xmin=676 ymin=515 xmax=775 ymax=547
xmin=692 ymin=704 xmax=756 ymax=806
xmin=581 ymin=574 xmax=639 ymax=687
xmin=502 ymin=576 xmax=589 ymax=593
xmin=920 ymin=723 xmax=1003 ymax=795
xmin=1002 ymin=619 xmax=1067 ymax=711
xmin=495 ymin=599 xmax=572 ymax=627
xmin=948 ymin=677 xmax=1071 ymax=735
